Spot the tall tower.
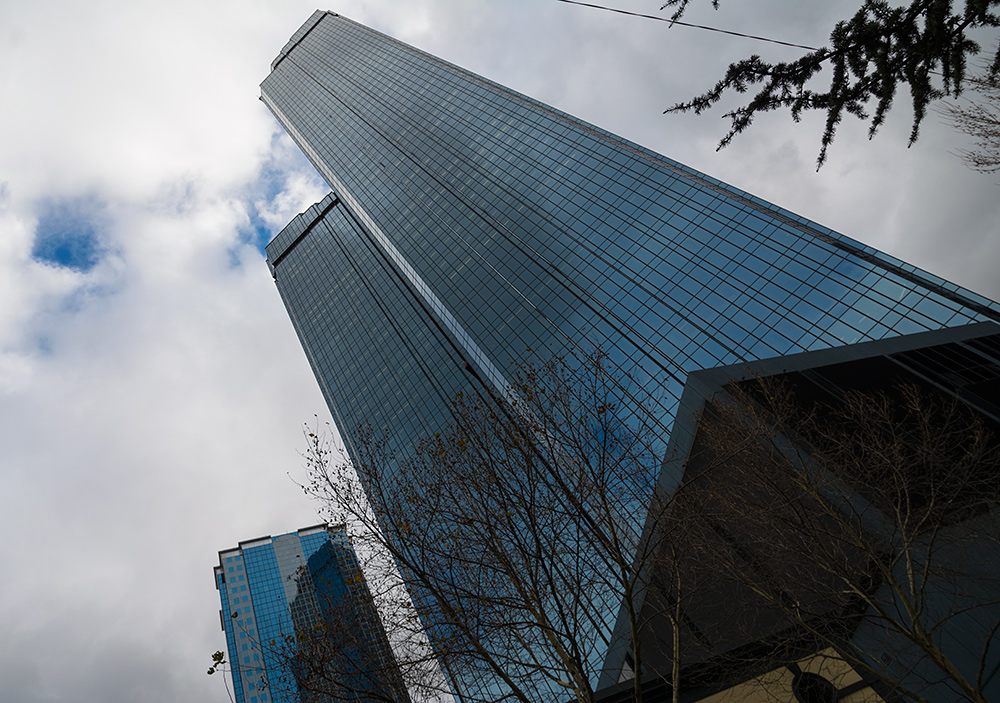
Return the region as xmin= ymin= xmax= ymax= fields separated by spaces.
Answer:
xmin=214 ymin=524 xmax=407 ymax=703
xmin=259 ymin=10 xmax=1000 ymax=700
xmin=262 ymin=11 xmax=997 ymax=464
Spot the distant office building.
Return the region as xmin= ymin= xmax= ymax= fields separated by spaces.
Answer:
xmin=214 ymin=524 xmax=408 ymax=703
xmin=259 ymin=10 xmax=1000 ymax=700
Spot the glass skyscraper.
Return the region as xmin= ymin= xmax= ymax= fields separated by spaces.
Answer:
xmin=260 ymin=9 xmax=1000 ymax=699
xmin=214 ymin=524 xmax=406 ymax=703
xmin=263 ymin=10 xmax=997 ymax=462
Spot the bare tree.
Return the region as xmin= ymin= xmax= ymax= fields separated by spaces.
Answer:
xmin=940 ymin=65 xmax=1000 ymax=173
xmin=693 ymin=376 xmax=1000 ymax=702
xmin=302 ymin=351 xmax=719 ymax=703
xmin=296 ymin=352 xmax=999 ymax=703
xmin=214 ymin=356 xmax=1000 ymax=703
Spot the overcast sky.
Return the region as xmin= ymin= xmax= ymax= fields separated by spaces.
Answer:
xmin=1 ymin=1 xmax=997 ymax=701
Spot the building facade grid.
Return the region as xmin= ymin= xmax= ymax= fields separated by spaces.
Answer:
xmin=260 ymin=10 xmax=1000 ymax=700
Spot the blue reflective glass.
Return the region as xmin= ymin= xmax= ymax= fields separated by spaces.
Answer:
xmin=261 ymin=11 xmax=1000 ymax=700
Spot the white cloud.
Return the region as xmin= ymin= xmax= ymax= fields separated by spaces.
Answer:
xmin=252 ymin=134 xmax=329 ymax=231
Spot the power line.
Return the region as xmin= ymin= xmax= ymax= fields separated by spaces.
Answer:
xmin=554 ymin=0 xmax=819 ymax=52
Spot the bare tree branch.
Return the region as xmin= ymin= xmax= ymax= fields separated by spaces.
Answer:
xmin=695 ymin=376 xmax=1000 ymax=702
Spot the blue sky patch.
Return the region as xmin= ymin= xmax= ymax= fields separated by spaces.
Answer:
xmin=243 ymin=146 xmax=318 ymax=256
xmin=245 ymin=209 xmax=275 ymax=256
xmin=32 ymin=197 xmax=105 ymax=272
xmin=239 ymin=156 xmax=287 ymax=258
xmin=233 ymin=202 xmax=277 ymax=265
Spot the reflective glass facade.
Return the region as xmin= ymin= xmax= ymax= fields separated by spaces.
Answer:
xmin=263 ymin=10 xmax=998 ymax=464
xmin=260 ymin=10 xmax=1000 ymax=699
xmin=214 ymin=525 xmax=401 ymax=703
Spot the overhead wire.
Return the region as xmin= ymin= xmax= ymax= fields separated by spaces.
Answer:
xmin=554 ymin=0 xmax=819 ymax=52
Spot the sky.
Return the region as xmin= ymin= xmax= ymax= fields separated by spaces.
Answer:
xmin=0 ymin=1 xmax=997 ymax=701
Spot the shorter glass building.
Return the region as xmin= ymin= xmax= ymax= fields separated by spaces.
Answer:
xmin=214 ymin=524 xmax=407 ymax=703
